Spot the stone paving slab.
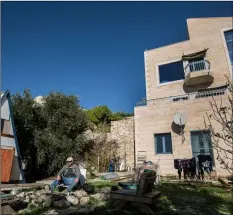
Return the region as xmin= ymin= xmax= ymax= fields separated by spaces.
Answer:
xmin=36 ymin=180 xmax=53 ymax=185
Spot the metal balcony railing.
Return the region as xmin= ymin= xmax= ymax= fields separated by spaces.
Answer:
xmin=136 ymin=86 xmax=227 ymax=107
xmin=184 ymin=59 xmax=210 ymax=76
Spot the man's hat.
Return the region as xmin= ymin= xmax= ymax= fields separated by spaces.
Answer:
xmin=66 ymin=157 xmax=74 ymax=162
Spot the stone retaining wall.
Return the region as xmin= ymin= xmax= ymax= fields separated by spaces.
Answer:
xmin=109 ymin=117 xmax=135 ymax=170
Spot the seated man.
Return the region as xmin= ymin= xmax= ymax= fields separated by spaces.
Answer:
xmin=50 ymin=157 xmax=82 ymax=194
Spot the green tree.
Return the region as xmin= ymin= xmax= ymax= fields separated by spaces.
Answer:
xmin=111 ymin=111 xmax=134 ymax=121
xmin=12 ymin=90 xmax=89 ymax=178
xmin=87 ymin=106 xmax=134 ymax=128
xmin=11 ymin=89 xmax=44 ymax=179
xmin=87 ymin=105 xmax=112 ymax=124
xmin=35 ymin=92 xmax=89 ymax=175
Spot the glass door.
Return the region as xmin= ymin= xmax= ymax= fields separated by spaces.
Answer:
xmin=190 ymin=130 xmax=215 ymax=166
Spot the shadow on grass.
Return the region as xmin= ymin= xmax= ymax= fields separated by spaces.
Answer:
xmin=88 ymin=200 xmax=139 ymax=215
xmin=153 ymin=183 xmax=233 ymax=215
xmin=88 ymin=182 xmax=232 ymax=215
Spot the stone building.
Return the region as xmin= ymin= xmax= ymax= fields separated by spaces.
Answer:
xmin=134 ymin=17 xmax=233 ymax=177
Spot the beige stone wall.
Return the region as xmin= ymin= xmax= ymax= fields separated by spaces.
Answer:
xmin=109 ymin=117 xmax=135 ymax=170
xmin=144 ymin=17 xmax=233 ymax=101
xmin=135 ymin=94 xmax=231 ymax=176
xmin=187 ymin=17 xmax=233 ymax=40
xmin=135 ymin=17 xmax=233 ymax=177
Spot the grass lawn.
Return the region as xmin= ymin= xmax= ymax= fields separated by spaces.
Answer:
xmin=89 ymin=181 xmax=233 ymax=215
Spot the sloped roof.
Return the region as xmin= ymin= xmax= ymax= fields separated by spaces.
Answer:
xmin=182 ymin=48 xmax=208 ymax=60
xmin=1 ymin=90 xmax=10 ymax=107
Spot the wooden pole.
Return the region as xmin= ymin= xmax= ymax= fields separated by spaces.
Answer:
xmin=97 ymin=155 xmax=100 ymax=172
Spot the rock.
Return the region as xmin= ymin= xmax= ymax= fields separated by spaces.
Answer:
xmin=45 ymin=185 xmax=50 ymax=192
xmin=66 ymin=195 xmax=79 ymax=206
xmin=38 ymin=194 xmax=47 ymax=203
xmin=24 ymin=195 xmax=31 ymax=203
xmin=80 ymin=196 xmax=89 ymax=205
xmin=30 ymin=200 xmax=39 ymax=207
xmin=52 ymin=199 xmax=71 ymax=209
xmin=78 ymin=205 xmax=95 ymax=214
xmin=73 ymin=190 xmax=88 ymax=198
xmin=43 ymin=196 xmax=53 ymax=208
xmin=30 ymin=194 xmax=36 ymax=199
xmin=10 ymin=188 xmax=22 ymax=195
xmin=58 ymin=207 xmax=79 ymax=215
xmin=99 ymin=187 xmax=111 ymax=194
xmin=27 ymin=191 xmax=34 ymax=195
xmin=40 ymin=189 xmax=46 ymax=194
xmin=90 ymin=193 xmax=109 ymax=201
xmin=90 ymin=193 xmax=101 ymax=200
xmin=43 ymin=209 xmax=58 ymax=215
xmin=17 ymin=192 xmax=25 ymax=198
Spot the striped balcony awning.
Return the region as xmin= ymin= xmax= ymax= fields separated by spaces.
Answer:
xmin=182 ymin=48 xmax=208 ymax=61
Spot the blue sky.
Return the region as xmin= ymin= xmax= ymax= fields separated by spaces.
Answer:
xmin=2 ymin=2 xmax=233 ymax=113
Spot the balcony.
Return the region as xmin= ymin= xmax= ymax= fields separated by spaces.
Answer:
xmin=184 ymin=59 xmax=213 ymax=86
xmin=136 ymin=85 xmax=227 ymax=107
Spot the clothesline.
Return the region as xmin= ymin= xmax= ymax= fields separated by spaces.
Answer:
xmin=174 ymin=155 xmax=213 ymax=180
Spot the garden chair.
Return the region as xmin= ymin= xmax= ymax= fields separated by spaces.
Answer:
xmin=110 ymin=171 xmax=161 ymax=215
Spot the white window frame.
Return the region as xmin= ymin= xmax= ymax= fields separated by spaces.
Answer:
xmin=156 ymin=58 xmax=184 ymax=87
xmin=221 ymin=27 xmax=233 ymax=80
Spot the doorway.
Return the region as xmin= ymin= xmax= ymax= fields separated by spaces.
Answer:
xmin=190 ymin=130 xmax=215 ymax=166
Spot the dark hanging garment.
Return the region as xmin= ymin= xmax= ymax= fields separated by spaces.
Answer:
xmin=197 ymin=155 xmax=213 ymax=176
xmin=174 ymin=159 xmax=180 ymax=169
xmin=197 ymin=155 xmax=212 ymax=162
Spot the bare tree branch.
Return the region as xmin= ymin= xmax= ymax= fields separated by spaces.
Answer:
xmin=201 ymin=78 xmax=233 ymax=176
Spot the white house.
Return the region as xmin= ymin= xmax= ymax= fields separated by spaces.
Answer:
xmin=1 ymin=90 xmax=25 ymax=183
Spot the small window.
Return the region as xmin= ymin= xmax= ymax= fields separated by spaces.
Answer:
xmin=158 ymin=61 xmax=184 ymax=84
xmin=155 ymin=133 xmax=173 ymax=154
xmin=224 ymin=30 xmax=233 ymax=70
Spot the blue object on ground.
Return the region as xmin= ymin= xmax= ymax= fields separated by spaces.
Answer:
xmin=101 ymin=172 xmax=119 ymax=180
xmin=118 ymin=182 xmax=138 ymax=190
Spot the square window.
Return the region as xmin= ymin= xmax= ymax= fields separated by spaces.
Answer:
xmin=158 ymin=61 xmax=184 ymax=84
xmin=154 ymin=133 xmax=173 ymax=154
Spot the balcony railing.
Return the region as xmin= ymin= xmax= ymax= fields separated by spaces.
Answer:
xmin=136 ymin=86 xmax=227 ymax=107
xmin=184 ymin=59 xmax=210 ymax=76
